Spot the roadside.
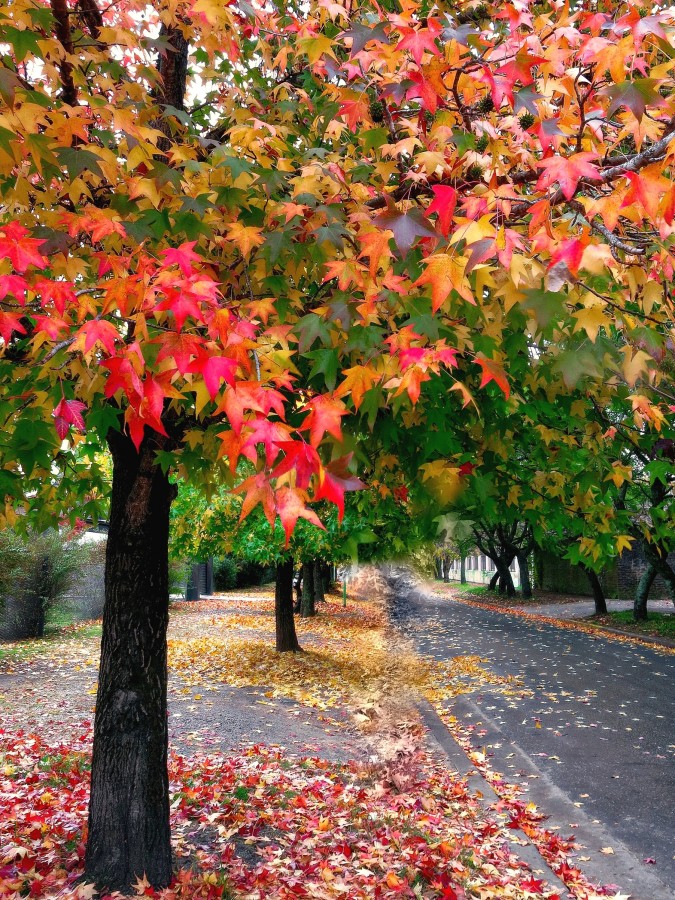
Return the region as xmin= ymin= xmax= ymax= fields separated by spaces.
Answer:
xmin=0 ymin=584 xmax=589 ymax=900
xmin=386 ymin=571 xmax=675 ymax=900
xmin=429 ymin=582 xmax=675 ymax=649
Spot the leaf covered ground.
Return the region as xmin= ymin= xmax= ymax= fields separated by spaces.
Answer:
xmin=0 ymin=584 xmax=630 ymax=899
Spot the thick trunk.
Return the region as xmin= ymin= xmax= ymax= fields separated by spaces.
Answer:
xmin=460 ymin=556 xmax=466 ymax=584
xmin=585 ymin=569 xmax=607 ymax=616
xmin=313 ymin=559 xmax=325 ymax=603
xmin=85 ymin=430 xmax=174 ymax=893
xmin=496 ymin=563 xmax=515 ymax=597
xmin=517 ymin=552 xmax=532 ymax=599
xmin=300 ymin=561 xmax=315 ymax=617
xmin=275 ymin=559 xmax=301 ymax=652
xmin=635 ymin=563 xmax=656 ymax=621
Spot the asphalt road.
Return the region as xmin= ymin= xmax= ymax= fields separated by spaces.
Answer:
xmin=390 ymin=579 xmax=675 ymax=895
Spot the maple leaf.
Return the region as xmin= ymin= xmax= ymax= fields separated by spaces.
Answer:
xmin=160 ymin=241 xmax=202 ymax=276
xmin=0 ymin=221 xmax=47 ymax=272
xmin=314 ymin=455 xmax=365 ymax=521
xmin=235 ymin=471 xmax=276 ymax=526
xmin=338 ymin=96 xmax=371 ymax=132
xmin=425 ymin=186 xmax=457 ymax=239
xmin=0 ymin=274 xmax=28 ymax=304
xmin=216 ymin=383 xmax=286 ymax=434
xmin=357 ymin=229 xmax=394 ymax=278
xmin=53 ymin=398 xmax=87 ymax=440
xmin=621 ymin=169 xmax=670 ymax=219
xmin=335 ymin=365 xmax=380 ymax=410
xmin=536 ymin=153 xmax=601 ymax=201
xmin=224 ymin=222 xmax=265 ymax=258
xmin=604 ymin=78 xmax=666 ymax=121
xmin=301 ymin=395 xmax=348 ymax=447
xmin=414 ymin=254 xmax=475 ymax=311
xmin=241 ymin=417 xmax=292 ymax=465
xmin=396 ymin=20 xmax=442 ymax=66
xmin=188 ymin=352 xmax=239 ymax=399
xmin=34 ymin=279 xmax=77 ymax=315
xmin=275 ymin=486 xmax=325 ymax=545
xmin=373 ymin=207 xmax=438 ymax=255
xmin=272 ymin=440 xmax=321 ymax=489
xmin=77 ymin=319 xmax=120 ymax=356
xmin=0 ymin=311 xmax=27 ymax=343
xmin=475 ymin=355 xmax=510 ymax=398
xmin=155 ymin=289 xmax=204 ymax=331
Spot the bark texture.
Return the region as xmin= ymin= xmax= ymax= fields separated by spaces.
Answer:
xmin=585 ymin=569 xmax=607 ymax=616
xmin=275 ymin=559 xmax=301 ymax=652
xmin=85 ymin=429 xmax=174 ymax=892
xmin=635 ymin=563 xmax=656 ymax=621
xmin=313 ymin=559 xmax=325 ymax=604
xmin=300 ymin=561 xmax=316 ymax=618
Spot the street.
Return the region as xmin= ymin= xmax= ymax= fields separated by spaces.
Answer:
xmin=391 ymin=580 xmax=675 ymax=896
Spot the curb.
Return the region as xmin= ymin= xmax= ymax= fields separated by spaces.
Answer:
xmin=444 ymin=593 xmax=675 ymax=653
xmin=417 ymin=699 xmax=572 ymax=899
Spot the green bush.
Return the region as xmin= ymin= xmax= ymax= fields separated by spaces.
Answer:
xmin=0 ymin=529 xmax=86 ymax=640
xmin=214 ymin=556 xmax=238 ymax=591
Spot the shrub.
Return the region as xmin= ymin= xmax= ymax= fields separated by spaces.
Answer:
xmin=0 ymin=529 xmax=86 ymax=640
xmin=214 ymin=556 xmax=238 ymax=591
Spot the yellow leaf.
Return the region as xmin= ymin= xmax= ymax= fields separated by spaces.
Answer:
xmin=223 ymin=222 xmax=265 ymax=258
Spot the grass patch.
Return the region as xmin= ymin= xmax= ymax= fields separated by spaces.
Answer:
xmin=600 ymin=610 xmax=675 ymax=639
xmin=0 ymin=621 xmax=102 ymax=667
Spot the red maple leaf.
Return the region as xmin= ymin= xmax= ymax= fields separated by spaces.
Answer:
xmin=188 ymin=352 xmax=239 ymax=399
xmin=53 ymin=398 xmax=87 ymax=440
xmin=275 ymin=486 xmax=325 ymax=545
xmin=0 ymin=221 xmax=47 ymax=272
xmin=35 ymin=279 xmax=77 ymax=314
xmin=425 ymin=186 xmax=457 ymax=238
xmin=235 ymin=471 xmax=276 ymax=527
xmin=272 ymin=440 xmax=321 ymax=489
xmin=160 ymin=240 xmax=201 ymax=276
xmin=396 ymin=20 xmax=442 ymax=65
xmin=0 ymin=310 xmax=26 ymax=343
xmin=314 ymin=455 xmax=364 ymax=520
xmin=78 ymin=318 xmax=120 ymax=355
xmin=536 ymin=152 xmax=601 ymax=201
xmin=242 ymin=417 xmax=292 ymax=466
xmin=0 ymin=273 xmax=28 ymax=304
xmin=301 ymin=395 xmax=348 ymax=447
xmin=475 ymin=355 xmax=510 ymax=398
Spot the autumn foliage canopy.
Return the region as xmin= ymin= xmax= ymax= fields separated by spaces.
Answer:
xmin=0 ymin=0 xmax=674 ymax=542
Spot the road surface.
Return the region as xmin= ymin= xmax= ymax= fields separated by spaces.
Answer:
xmin=390 ymin=577 xmax=675 ymax=897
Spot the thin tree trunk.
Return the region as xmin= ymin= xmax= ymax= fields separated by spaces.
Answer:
xmin=635 ymin=563 xmax=656 ymax=621
xmin=488 ymin=570 xmax=499 ymax=590
xmin=85 ymin=430 xmax=174 ymax=893
xmin=585 ymin=569 xmax=607 ymax=615
xmin=517 ymin=552 xmax=532 ymax=599
xmin=275 ymin=559 xmax=301 ymax=652
xmin=313 ymin=559 xmax=325 ymax=603
xmin=497 ymin=564 xmax=515 ymax=597
xmin=460 ymin=556 xmax=466 ymax=584
xmin=300 ymin=561 xmax=315 ymax=618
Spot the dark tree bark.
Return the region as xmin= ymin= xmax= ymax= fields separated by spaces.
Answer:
xmin=517 ymin=551 xmax=532 ymax=599
xmin=85 ymin=429 xmax=175 ymax=893
xmin=585 ymin=569 xmax=607 ymax=616
xmin=300 ymin=561 xmax=316 ymax=618
xmin=459 ymin=555 xmax=466 ymax=584
xmin=313 ymin=559 xmax=325 ymax=604
xmin=275 ymin=559 xmax=301 ymax=652
xmin=635 ymin=563 xmax=656 ymax=621
xmin=293 ymin=569 xmax=302 ymax=613
xmin=488 ymin=570 xmax=499 ymax=591
xmin=496 ymin=564 xmax=515 ymax=597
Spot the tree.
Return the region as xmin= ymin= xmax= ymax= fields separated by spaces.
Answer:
xmin=2 ymin=0 xmax=675 ymax=891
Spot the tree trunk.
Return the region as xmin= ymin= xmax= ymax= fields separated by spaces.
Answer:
xmin=635 ymin=563 xmax=656 ymax=621
xmin=460 ymin=556 xmax=466 ymax=584
xmin=488 ymin=570 xmax=499 ymax=591
xmin=293 ymin=569 xmax=302 ymax=613
xmin=300 ymin=561 xmax=315 ymax=617
xmin=275 ymin=559 xmax=301 ymax=652
xmin=517 ymin=552 xmax=532 ymax=599
xmin=313 ymin=559 xmax=325 ymax=603
xmin=497 ymin=564 xmax=515 ymax=597
xmin=585 ymin=569 xmax=607 ymax=616
xmin=85 ymin=429 xmax=174 ymax=893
